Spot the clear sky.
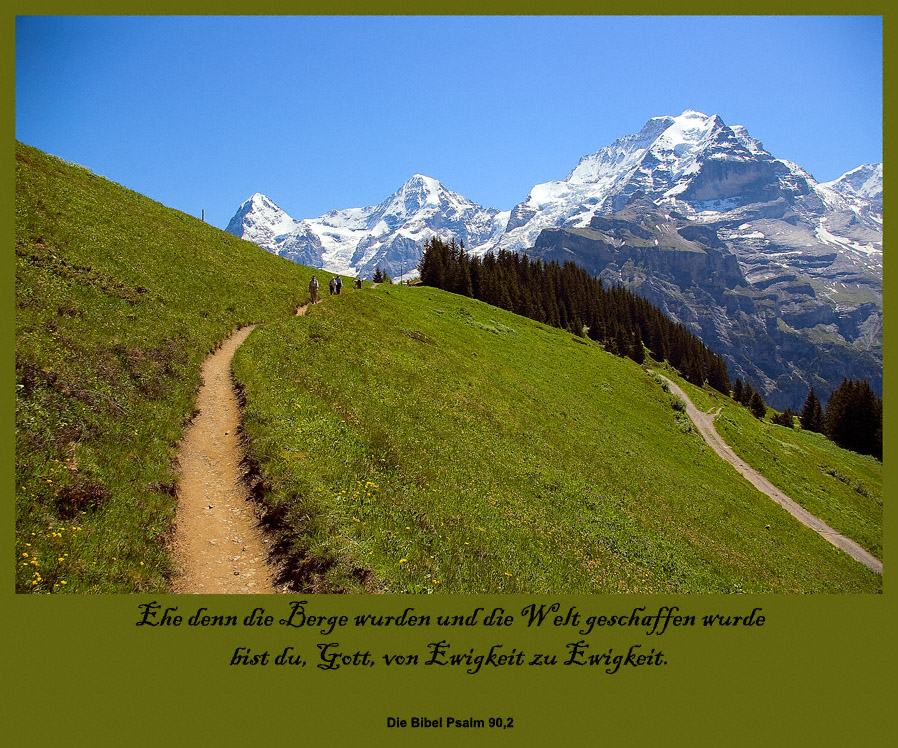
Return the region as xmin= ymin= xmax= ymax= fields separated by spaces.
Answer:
xmin=16 ymin=15 xmax=882 ymax=229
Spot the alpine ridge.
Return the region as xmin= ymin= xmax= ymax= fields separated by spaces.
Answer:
xmin=226 ymin=110 xmax=882 ymax=408
xmin=227 ymin=175 xmax=504 ymax=280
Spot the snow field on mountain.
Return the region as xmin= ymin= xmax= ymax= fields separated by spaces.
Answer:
xmin=228 ymin=109 xmax=882 ymax=283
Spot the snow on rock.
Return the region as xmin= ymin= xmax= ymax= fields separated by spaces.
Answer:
xmin=227 ymin=175 xmax=503 ymax=279
xmin=226 ymin=110 xmax=882 ymax=293
xmin=821 ymin=163 xmax=883 ymax=206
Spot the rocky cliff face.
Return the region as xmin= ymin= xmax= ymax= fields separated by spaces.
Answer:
xmin=527 ymin=199 xmax=881 ymax=409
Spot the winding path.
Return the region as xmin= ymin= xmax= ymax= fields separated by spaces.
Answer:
xmin=172 ymin=301 xmax=314 ymax=592
xmin=657 ymin=374 xmax=882 ymax=574
xmin=171 ymin=325 xmax=278 ymax=593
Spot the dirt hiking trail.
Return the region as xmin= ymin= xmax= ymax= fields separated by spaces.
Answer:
xmin=171 ymin=324 xmax=278 ymax=593
xmin=657 ymin=374 xmax=882 ymax=575
xmin=172 ymin=301 xmax=311 ymax=591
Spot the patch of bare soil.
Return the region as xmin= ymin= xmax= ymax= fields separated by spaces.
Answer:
xmin=171 ymin=326 xmax=280 ymax=593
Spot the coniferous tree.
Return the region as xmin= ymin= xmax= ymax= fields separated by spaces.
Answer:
xmin=732 ymin=378 xmax=744 ymax=403
xmin=771 ymin=408 xmax=796 ymax=428
xmin=706 ymin=353 xmax=730 ymax=395
xmin=825 ymin=378 xmax=882 ymax=458
xmin=628 ymin=329 xmax=646 ymax=365
xmin=799 ymin=388 xmax=825 ymax=433
xmin=613 ymin=324 xmax=629 ymax=357
xmin=748 ymin=390 xmax=767 ymax=419
xmin=457 ymin=251 xmax=474 ymax=297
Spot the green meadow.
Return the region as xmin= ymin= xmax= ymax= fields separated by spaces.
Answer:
xmin=667 ymin=375 xmax=882 ymax=560
xmin=15 ymin=142 xmax=323 ymax=592
xmin=14 ymin=142 xmax=882 ymax=594
xmin=232 ymin=286 xmax=881 ymax=593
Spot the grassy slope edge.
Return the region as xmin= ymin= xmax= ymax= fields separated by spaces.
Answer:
xmin=233 ymin=285 xmax=881 ymax=594
xmin=670 ymin=374 xmax=882 ymax=559
xmin=15 ymin=142 xmax=323 ymax=592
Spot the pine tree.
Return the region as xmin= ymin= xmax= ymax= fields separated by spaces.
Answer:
xmin=706 ymin=353 xmax=730 ymax=395
xmin=732 ymin=378 xmax=744 ymax=403
xmin=613 ymin=324 xmax=629 ymax=357
xmin=748 ymin=390 xmax=766 ymax=419
xmin=628 ymin=329 xmax=645 ymax=364
xmin=825 ymin=378 xmax=882 ymax=458
xmin=799 ymin=388 xmax=824 ymax=433
xmin=771 ymin=408 xmax=796 ymax=428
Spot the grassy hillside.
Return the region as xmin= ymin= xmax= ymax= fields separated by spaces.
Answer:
xmin=15 ymin=142 xmax=323 ymax=592
xmin=232 ymin=285 xmax=881 ymax=593
xmin=15 ymin=141 xmax=882 ymax=594
xmin=670 ymin=375 xmax=882 ymax=559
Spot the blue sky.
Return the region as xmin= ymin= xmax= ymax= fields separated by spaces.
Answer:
xmin=16 ymin=15 xmax=882 ymax=229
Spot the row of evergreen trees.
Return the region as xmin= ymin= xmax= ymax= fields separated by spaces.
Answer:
xmin=418 ymin=237 xmax=731 ymax=394
xmin=731 ymin=378 xmax=768 ymax=420
xmin=733 ymin=375 xmax=881 ymax=460
xmin=417 ymin=238 xmax=881 ymax=460
xmin=799 ymin=380 xmax=882 ymax=460
xmin=372 ymin=266 xmax=392 ymax=283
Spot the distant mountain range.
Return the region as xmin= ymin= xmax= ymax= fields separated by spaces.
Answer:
xmin=226 ymin=110 xmax=882 ymax=409
xmin=225 ymin=175 xmax=503 ymax=281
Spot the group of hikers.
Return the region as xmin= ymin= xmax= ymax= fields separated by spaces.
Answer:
xmin=307 ymin=274 xmax=363 ymax=304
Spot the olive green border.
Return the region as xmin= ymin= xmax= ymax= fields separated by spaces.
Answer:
xmin=5 ymin=6 xmax=891 ymax=746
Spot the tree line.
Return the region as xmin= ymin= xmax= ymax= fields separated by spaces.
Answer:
xmin=798 ymin=380 xmax=882 ymax=460
xmin=731 ymin=375 xmax=881 ymax=460
xmin=731 ymin=378 xmax=769 ymax=420
xmin=419 ymin=237 xmax=881 ymax=460
xmin=418 ymin=237 xmax=730 ymax=394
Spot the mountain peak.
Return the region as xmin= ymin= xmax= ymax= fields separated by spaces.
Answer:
xmin=248 ymin=192 xmax=283 ymax=211
xmin=225 ymin=192 xmax=295 ymax=244
xmin=823 ymin=163 xmax=883 ymax=204
xmin=398 ymin=173 xmax=443 ymax=198
xmin=407 ymin=173 xmax=438 ymax=185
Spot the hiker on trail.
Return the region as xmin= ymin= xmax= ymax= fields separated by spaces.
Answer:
xmin=329 ymin=277 xmax=337 ymax=295
xmin=309 ymin=275 xmax=319 ymax=303
xmin=355 ymin=278 xmax=363 ymax=289
xmin=335 ymin=276 xmax=343 ymax=295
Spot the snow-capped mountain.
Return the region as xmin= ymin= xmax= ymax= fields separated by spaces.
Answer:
xmin=821 ymin=163 xmax=883 ymax=210
xmin=227 ymin=110 xmax=882 ymax=408
xmin=506 ymin=110 xmax=882 ymax=408
xmin=491 ymin=110 xmax=881 ymax=256
xmin=227 ymin=175 xmax=503 ymax=280
xmin=228 ymin=110 xmax=880 ymax=285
